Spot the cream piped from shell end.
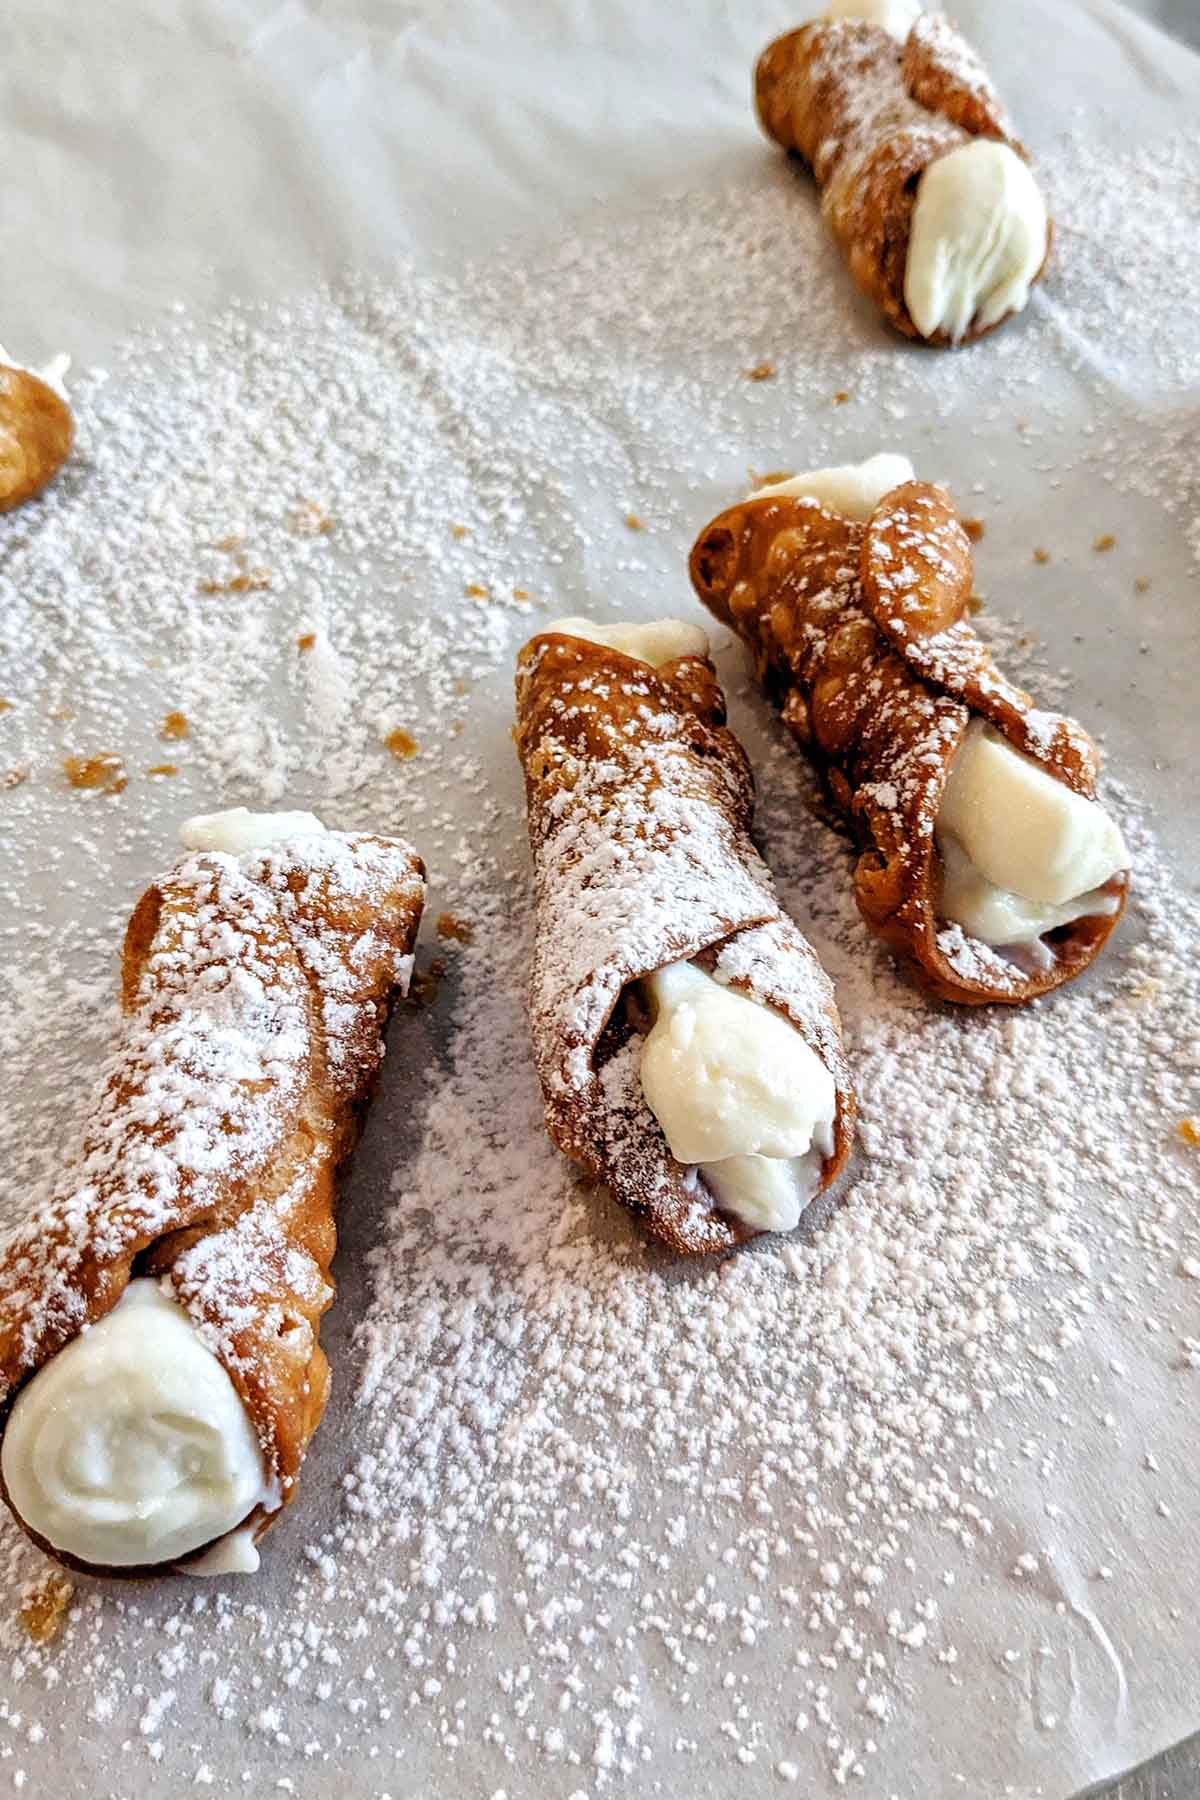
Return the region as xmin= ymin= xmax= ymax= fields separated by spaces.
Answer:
xmin=748 ymin=453 xmax=915 ymax=516
xmin=904 ymin=141 xmax=1048 ymax=344
xmin=543 ymin=616 xmax=709 ymax=669
xmin=180 ymin=807 xmax=327 ymax=856
xmin=1 ymin=1281 xmax=273 ymax=1573
xmin=936 ymin=722 xmax=1127 ymax=946
xmin=640 ymin=961 xmax=836 ymax=1235
xmin=0 ymin=343 xmax=71 ymax=401
xmin=822 ymin=0 xmax=922 ymax=42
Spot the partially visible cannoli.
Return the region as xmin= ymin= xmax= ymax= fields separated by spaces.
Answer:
xmin=689 ymin=458 xmax=1129 ymax=1005
xmin=754 ymin=5 xmax=1050 ymax=343
xmin=514 ymin=616 xmax=855 ymax=1255
xmin=0 ymin=347 xmax=73 ymax=512
xmin=0 ymin=810 xmax=425 ymax=1577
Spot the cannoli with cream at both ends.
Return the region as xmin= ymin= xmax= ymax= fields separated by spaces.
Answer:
xmin=754 ymin=4 xmax=1050 ymax=343
xmin=0 ymin=810 xmax=424 ymax=1577
xmin=689 ymin=456 xmax=1130 ymax=1005
xmin=514 ymin=616 xmax=855 ymax=1255
xmin=0 ymin=346 xmax=73 ymax=512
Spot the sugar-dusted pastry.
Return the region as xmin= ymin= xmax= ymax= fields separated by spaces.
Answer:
xmin=0 ymin=810 xmax=425 ymax=1577
xmin=514 ymin=616 xmax=855 ymax=1254
xmin=755 ymin=3 xmax=1049 ymax=343
xmin=689 ymin=457 xmax=1129 ymax=1004
xmin=0 ymin=346 xmax=73 ymax=512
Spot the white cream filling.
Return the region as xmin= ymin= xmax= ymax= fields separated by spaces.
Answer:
xmin=186 ymin=1521 xmax=262 ymax=1577
xmin=904 ymin=140 xmax=1048 ymax=343
xmin=1 ymin=1282 xmax=271 ymax=1571
xmin=640 ymin=962 xmax=836 ymax=1235
xmin=936 ymin=721 xmax=1127 ymax=946
xmin=545 ymin=616 xmax=709 ymax=667
xmin=0 ymin=342 xmax=71 ymax=401
xmin=938 ymin=839 xmax=1117 ymax=947
xmin=749 ymin=453 xmax=915 ymax=517
xmin=822 ymin=0 xmax=922 ymax=41
xmin=180 ymin=806 xmax=326 ymax=855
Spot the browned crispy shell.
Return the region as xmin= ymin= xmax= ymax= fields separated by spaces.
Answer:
xmin=0 ymin=364 xmax=73 ymax=512
xmin=754 ymin=15 xmax=1049 ymax=343
xmin=514 ymin=630 xmax=855 ymax=1255
xmin=690 ymin=481 xmax=1128 ymax=1005
xmin=0 ymin=833 xmax=425 ymax=1577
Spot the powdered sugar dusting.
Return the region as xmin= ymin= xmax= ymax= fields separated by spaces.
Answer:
xmin=0 ymin=114 xmax=1196 ymax=1800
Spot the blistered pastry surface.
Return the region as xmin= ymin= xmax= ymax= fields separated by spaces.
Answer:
xmin=690 ymin=482 xmax=1128 ymax=1004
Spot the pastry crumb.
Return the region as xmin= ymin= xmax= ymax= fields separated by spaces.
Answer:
xmin=384 ymin=727 xmax=418 ymax=760
xmin=749 ymin=468 xmax=794 ymax=489
xmin=408 ymin=957 xmax=448 ymax=1009
xmin=465 ymin=582 xmax=489 ymax=599
xmin=290 ymin=499 xmax=334 ymax=536
xmin=436 ymin=911 xmax=474 ymax=945
xmin=1179 ymin=1119 xmax=1200 ymax=1148
xmin=3 ymin=765 xmax=29 ymax=789
xmin=0 ymin=699 xmax=12 ymax=714
xmin=1093 ymin=533 xmax=1116 ymax=552
xmin=962 ymin=518 xmax=985 ymax=542
xmin=450 ymin=523 xmax=470 ymax=540
xmin=832 ymin=390 xmax=850 ymax=405
xmin=1135 ymin=576 xmax=1151 ymax=593
xmin=624 ymin=513 xmax=644 ymax=531
xmin=63 ymin=753 xmax=126 ymax=794
xmin=200 ymin=569 xmax=272 ymax=595
xmin=160 ymin=711 xmax=189 ymax=740
xmin=214 ymin=531 xmax=246 ymax=553
xmin=19 ymin=1575 xmax=73 ymax=1646
xmin=966 ymin=595 xmax=984 ymax=615
xmin=147 ymin=763 xmax=178 ymax=778
xmin=1033 ymin=547 xmax=1050 ymax=564
xmin=744 ymin=362 xmax=775 ymax=382
xmin=296 ymin=632 xmax=317 ymax=652
xmin=513 ymin=587 xmax=529 ymax=601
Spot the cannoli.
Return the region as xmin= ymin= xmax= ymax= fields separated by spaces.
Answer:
xmin=514 ymin=616 xmax=854 ymax=1255
xmin=0 ymin=347 xmax=73 ymax=512
xmin=0 ymin=810 xmax=425 ymax=1577
xmin=755 ymin=3 xmax=1049 ymax=343
xmin=689 ymin=456 xmax=1129 ymax=1005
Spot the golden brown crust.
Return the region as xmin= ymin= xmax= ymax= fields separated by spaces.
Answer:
xmin=753 ymin=16 xmax=1046 ymax=343
xmin=901 ymin=15 xmax=1012 ymax=141
xmin=0 ymin=366 xmax=73 ymax=513
xmin=690 ymin=482 xmax=1128 ymax=1006
xmin=515 ymin=632 xmax=855 ymax=1255
xmin=0 ymin=833 xmax=425 ymax=1576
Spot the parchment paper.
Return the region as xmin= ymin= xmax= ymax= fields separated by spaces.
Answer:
xmin=1 ymin=2 xmax=1198 ymax=1797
